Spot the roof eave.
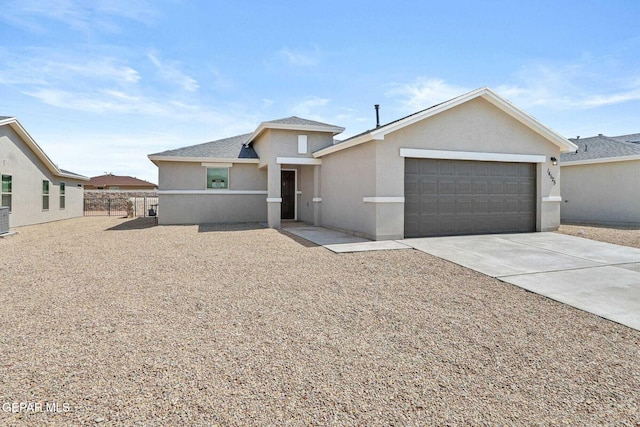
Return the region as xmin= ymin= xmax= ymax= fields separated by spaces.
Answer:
xmin=316 ymin=87 xmax=578 ymax=157
xmin=58 ymin=172 xmax=89 ymax=181
xmin=148 ymin=155 xmax=259 ymax=164
xmin=560 ymin=154 xmax=640 ymax=167
xmin=477 ymin=88 xmax=578 ymax=153
xmin=0 ymin=117 xmax=87 ymax=179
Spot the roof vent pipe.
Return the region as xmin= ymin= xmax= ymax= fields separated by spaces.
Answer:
xmin=374 ymin=104 xmax=380 ymax=128
xmin=576 ymin=136 xmax=580 ymax=139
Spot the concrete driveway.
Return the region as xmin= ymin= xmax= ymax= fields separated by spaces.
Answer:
xmin=402 ymin=233 xmax=640 ymax=331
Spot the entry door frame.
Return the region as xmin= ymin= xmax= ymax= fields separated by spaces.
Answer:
xmin=281 ymin=168 xmax=297 ymax=221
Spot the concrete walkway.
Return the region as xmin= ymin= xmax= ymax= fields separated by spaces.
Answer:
xmin=281 ymin=224 xmax=412 ymax=253
xmin=402 ymin=233 xmax=640 ymax=331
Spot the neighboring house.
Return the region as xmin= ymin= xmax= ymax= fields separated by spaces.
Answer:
xmin=148 ymin=88 xmax=576 ymax=240
xmin=560 ymin=133 xmax=640 ymax=225
xmin=0 ymin=116 xmax=88 ymax=228
xmin=84 ymin=174 xmax=157 ymax=190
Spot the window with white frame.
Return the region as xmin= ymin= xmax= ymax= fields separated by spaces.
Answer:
xmin=59 ymin=182 xmax=65 ymax=209
xmin=1 ymin=175 xmax=11 ymax=212
xmin=206 ymin=168 xmax=229 ymax=189
xmin=298 ymin=135 xmax=308 ymax=154
xmin=42 ymin=180 xmax=49 ymax=210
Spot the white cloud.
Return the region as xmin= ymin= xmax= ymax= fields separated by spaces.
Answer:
xmin=1 ymin=0 xmax=159 ymax=33
xmin=494 ymin=61 xmax=640 ymax=110
xmin=387 ymin=63 xmax=640 ymax=117
xmin=290 ymin=97 xmax=330 ymax=120
xmin=279 ymin=48 xmax=318 ymax=67
xmin=147 ymin=50 xmax=199 ymax=92
xmin=385 ymin=78 xmax=471 ymax=112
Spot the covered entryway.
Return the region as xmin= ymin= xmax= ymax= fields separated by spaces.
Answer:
xmin=281 ymin=170 xmax=296 ymax=220
xmin=404 ymin=158 xmax=536 ymax=238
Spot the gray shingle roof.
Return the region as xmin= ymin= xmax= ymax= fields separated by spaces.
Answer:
xmin=149 ymin=133 xmax=258 ymax=159
xmin=561 ymin=134 xmax=640 ymax=162
xmin=0 ymin=116 xmax=13 ymax=121
xmin=611 ymin=133 xmax=640 ymax=144
xmin=264 ymin=116 xmax=341 ymax=129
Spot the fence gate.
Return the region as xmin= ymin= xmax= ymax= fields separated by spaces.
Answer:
xmin=84 ymin=198 xmax=128 ymax=217
xmin=83 ymin=196 xmax=158 ymax=217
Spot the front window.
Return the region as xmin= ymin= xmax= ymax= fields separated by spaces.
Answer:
xmin=42 ymin=180 xmax=49 ymax=210
xmin=207 ymin=168 xmax=229 ymax=189
xmin=1 ymin=175 xmax=11 ymax=212
xmin=59 ymin=182 xmax=66 ymax=209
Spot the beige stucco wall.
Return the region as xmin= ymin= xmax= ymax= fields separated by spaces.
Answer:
xmin=319 ymin=141 xmax=377 ymax=238
xmin=561 ymin=160 xmax=640 ymax=225
xmin=158 ymin=193 xmax=267 ymax=225
xmin=158 ymin=161 xmax=265 ymax=190
xmin=0 ymin=125 xmax=84 ymax=228
xmin=156 ymin=161 xmax=268 ymax=225
xmin=297 ymin=165 xmax=315 ymax=223
xmin=252 ymin=129 xmax=334 ymax=227
xmin=318 ymin=97 xmax=563 ymax=239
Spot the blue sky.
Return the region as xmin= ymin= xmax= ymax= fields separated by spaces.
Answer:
xmin=1 ymin=0 xmax=639 ymax=183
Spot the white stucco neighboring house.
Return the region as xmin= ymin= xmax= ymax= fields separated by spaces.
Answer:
xmin=148 ymin=88 xmax=577 ymax=240
xmin=0 ymin=116 xmax=88 ymax=228
xmin=560 ymin=133 xmax=640 ymax=225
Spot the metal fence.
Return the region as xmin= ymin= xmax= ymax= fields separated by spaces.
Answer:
xmin=84 ymin=197 xmax=158 ymax=217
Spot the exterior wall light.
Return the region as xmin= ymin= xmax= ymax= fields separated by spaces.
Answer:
xmin=550 ymin=157 xmax=558 ymax=165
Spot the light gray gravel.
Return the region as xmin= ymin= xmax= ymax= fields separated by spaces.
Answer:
xmin=1 ymin=217 xmax=639 ymax=425
xmin=558 ymin=223 xmax=640 ymax=249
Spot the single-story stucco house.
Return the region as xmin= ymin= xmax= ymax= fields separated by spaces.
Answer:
xmin=561 ymin=133 xmax=640 ymax=225
xmin=0 ymin=116 xmax=88 ymax=228
xmin=148 ymin=87 xmax=577 ymax=240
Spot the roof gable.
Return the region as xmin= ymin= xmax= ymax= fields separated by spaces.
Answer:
xmin=246 ymin=116 xmax=344 ymax=146
xmin=314 ymin=87 xmax=577 ymax=157
xmin=0 ymin=117 xmax=88 ymax=180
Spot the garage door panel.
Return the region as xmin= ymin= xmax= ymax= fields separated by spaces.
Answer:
xmin=420 ymin=180 xmax=438 ymax=193
xmin=405 ymin=158 xmax=536 ymax=237
xmin=439 ymin=180 xmax=456 ymax=193
xmin=504 ymin=199 xmax=519 ymax=213
xmin=472 ymin=182 xmax=488 ymax=194
xmin=456 ymin=180 xmax=473 ymax=194
xmin=473 ymin=162 xmax=489 ymax=176
xmin=439 ymin=197 xmax=456 ymax=214
xmin=505 ymin=181 xmax=519 ymax=194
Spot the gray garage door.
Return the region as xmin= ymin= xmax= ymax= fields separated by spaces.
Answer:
xmin=404 ymin=158 xmax=536 ymax=238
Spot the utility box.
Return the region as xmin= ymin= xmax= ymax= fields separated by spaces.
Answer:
xmin=0 ymin=207 xmax=9 ymax=234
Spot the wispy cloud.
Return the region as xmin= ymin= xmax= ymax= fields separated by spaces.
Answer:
xmin=387 ymin=61 xmax=640 ymax=115
xmin=1 ymin=0 xmax=159 ymax=33
xmin=0 ymin=53 xmax=140 ymax=86
xmin=290 ymin=97 xmax=330 ymax=120
xmin=147 ymin=49 xmax=199 ymax=92
xmin=385 ymin=78 xmax=471 ymax=112
xmin=279 ymin=48 xmax=319 ymax=67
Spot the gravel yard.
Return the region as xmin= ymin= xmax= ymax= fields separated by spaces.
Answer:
xmin=1 ymin=217 xmax=639 ymax=426
xmin=558 ymin=223 xmax=640 ymax=249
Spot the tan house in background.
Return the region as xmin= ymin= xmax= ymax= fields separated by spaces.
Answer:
xmin=84 ymin=174 xmax=157 ymax=190
xmin=0 ymin=116 xmax=87 ymax=228
xmin=561 ymin=133 xmax=640 ymax=225
xmin=149 ymin=88 xmax=577 ymax=240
